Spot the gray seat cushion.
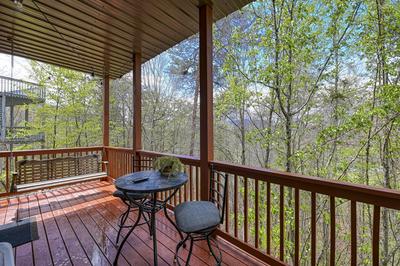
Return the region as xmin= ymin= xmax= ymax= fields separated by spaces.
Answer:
xmin=113 ymin=190 xmax=148 ymax=200
xmin=174 ymin=201 xmax=221 ymax=233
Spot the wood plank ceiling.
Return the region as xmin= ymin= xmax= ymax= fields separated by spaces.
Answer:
xmin=0 ymin=0 xmax=252 ymax=79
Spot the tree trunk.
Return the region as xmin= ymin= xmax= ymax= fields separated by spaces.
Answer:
xmin=240 ymin=103 xmax=246 ymax=165
xmin=376 ymin=0 xmax=390 ymax=263
xmin=52 ymin=97 xmax=60 ymax=149
xmin=264 ymin=94 xmax=276 ymax=168
xmin=189 ymin=75 xmax=199 ymax=156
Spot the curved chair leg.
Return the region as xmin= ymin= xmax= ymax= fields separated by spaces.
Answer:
xmin=114 ymin=209 xmax=142 ymax=266
xmin=207 ymin=235 xmax=222 ymax=265
xmin=116 ymin=205 xmax=131 ymax=244
xmin=174 ymin=234 xmax=189 ymax=265
xmin=164 ymin=206 xmax=184 ymax=241
xmin=164 ymin=206 xmax=185 ymax=247
xmin=184 ymin=237 xmax=194 ymax=266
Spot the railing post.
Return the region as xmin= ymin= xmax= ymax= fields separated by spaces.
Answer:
xmin=24 ymin=107 xmax=29 ymax=127
xmin=5 ymin=155 xmax=9 ymax=192
xmin=102 ymin=75 xmax=110 ymax=174
xmin=133 ymin=53 xmax=142 ymax=171
xmin=199 ymin=3 xmax=213 ymax=201
xmin=103 ymin=75 xmax=110 ymax=147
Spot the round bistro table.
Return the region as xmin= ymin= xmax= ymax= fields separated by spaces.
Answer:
xmin=113 ymin=170 xmax=188 ymax=266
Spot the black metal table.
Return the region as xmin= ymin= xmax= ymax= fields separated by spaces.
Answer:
xmin=113 ymin=170 xmax=188 ymax=266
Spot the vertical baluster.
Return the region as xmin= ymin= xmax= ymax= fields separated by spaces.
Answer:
xmin=189 ymin=166 xmax=193 ymax=201
xmin=295 ymin=188 xmax=299 ymax=266
xmin=216 ymin=171 xmax=221 ymax=205
xmin=5 ymin=155 xmax=9 ymax=192
xmin=255 ymin=179 xmax=259 ymax=248
xmin=225 ymin=173 xmax=230 ymax=233
xmin=311 ymin=192 xmax=317 ymax=265
xmin=280 ymin=185 xmax=284 ymax=261
xmin=266 ymin=182 xmax=271 ymax=254
xmin=244 ymin=176 xmax=248 ymax=243
xmin=311 ymin=192 xmax=316 ymax=266
xmin=351 ymin=201 xmax=357 ymax=266
xmin=119 ymin=152 xmax=122 ymax=177
xmin=113 ymin=150 xmax=116 ymax=178
xmin=126 ymin=152 xmax=129 ymax=174
xmin=196 ymin=166 xmax=200 ymax=200
xmin=234 ymin=174 xmax=238 ymax=238
xmin=174 ymin=183 xmax=177 ymax=207
xmin=130 ymin=152 xmax=133 ymax=173
xmin=110 ymin=150 xmax=113 ymax=178
xmin=184 ymin=165 xmax=188 ymax=202
xmin=179 ymin=182 xmax=183 ymax=204
xmin=123 ymin=152 xmax=126 ymax=175
xmin=330 ymin=196 xmax=335 ymax=266
xmin=372 ymin=205 xmax=380 ymax=266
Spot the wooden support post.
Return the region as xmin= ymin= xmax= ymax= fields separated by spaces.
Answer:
xmin=24 ymin=107 xmax=29 ymax=127
xmin=103 ymin=75 xmax=110 ymax=147
xmin=9 ymin=105 xmax=14 ymax=150
xmin=1 ymin=95 xmax=6 ymax=140
xmin=199 ymin=3 xmax=213 ymax=201
xmin=133 ymin=53 xmax=142 ymax=170
xmin=10 ymin=105 xmax=14 ymax=129
xmin=102 ymin=75 xmax=110 ymax=172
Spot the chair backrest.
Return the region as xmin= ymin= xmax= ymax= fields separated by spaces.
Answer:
xmin=209 ymin=165 xmax=228 ymax=225
xmin=132 ymin=155 xmax=154 ymax=172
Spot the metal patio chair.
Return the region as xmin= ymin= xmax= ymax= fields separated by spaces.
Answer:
xmin=113 ymin=157 xmax=153 ymax=244
xmin=112 ymin=190 xmax=151 ymax=244
xmin=173 ymin=166 xmax=228 ymax=265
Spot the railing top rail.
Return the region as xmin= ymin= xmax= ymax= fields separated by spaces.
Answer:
xmin=211 ymin=160 xmax=400 ymax=210
xmin=137 ymin=149 xmax=200 ymax=166
xmin=0 ymin=75 xmax=41 ymax=87
xmin=104 ymin=146 xmax=135 ymax=153
xmin=0 ymin=146 xmax=103 ymax=157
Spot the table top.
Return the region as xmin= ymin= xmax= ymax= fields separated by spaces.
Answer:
xmin=114 ymin=170 xmax=188 ymax=193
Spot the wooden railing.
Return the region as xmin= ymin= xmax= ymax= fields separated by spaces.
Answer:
xmin=1 ymin=146 xmax=399 ymax=265
xmin=105 ymin=147 xmax=135 ymax=179
xmin=211 ymin=161 xmax=400 ymax=266
xmin=0 ymin=146 xmax=103 ymax=195
xmin=105 ymin=147 xmax=400 ymax=266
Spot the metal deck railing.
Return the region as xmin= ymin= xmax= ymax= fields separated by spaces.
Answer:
xmin=0 ymin=76 xmax=46 ymax=101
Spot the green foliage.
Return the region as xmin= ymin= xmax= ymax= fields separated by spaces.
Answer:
xmin=28 ymin=61 xmax=102 ymax=149
xmin=153 ymin=156 xmax=184 ymax=176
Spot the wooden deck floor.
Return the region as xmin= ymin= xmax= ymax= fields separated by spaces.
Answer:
xmin=0 ymin=181 xmax=265 ymax=266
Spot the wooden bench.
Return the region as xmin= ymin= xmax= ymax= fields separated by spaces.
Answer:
xmin=11 ymin=154 xmax=108 ymax=192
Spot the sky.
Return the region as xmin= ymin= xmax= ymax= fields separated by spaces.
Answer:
xmin=0 ymin=53 xmax=34 ymax=82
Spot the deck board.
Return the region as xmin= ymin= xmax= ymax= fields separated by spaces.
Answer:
xmin=45 ymin=189 xmax=90 ymax=265
xmin=50 ymin=188 xmax=111 ymax=266
xmin=29 ymin=194 xmax=53 ymax=266
xmin=0 ymin=181 xmax=265 ymax=266
xmin=39 ymin=190 xmax=73 ymax=266
xmin=15 ymin=196 xmax=33 ymax=266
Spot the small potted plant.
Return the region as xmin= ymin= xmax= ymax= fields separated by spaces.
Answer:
xmin=153 ymin=156 xmax=184 ymax=177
